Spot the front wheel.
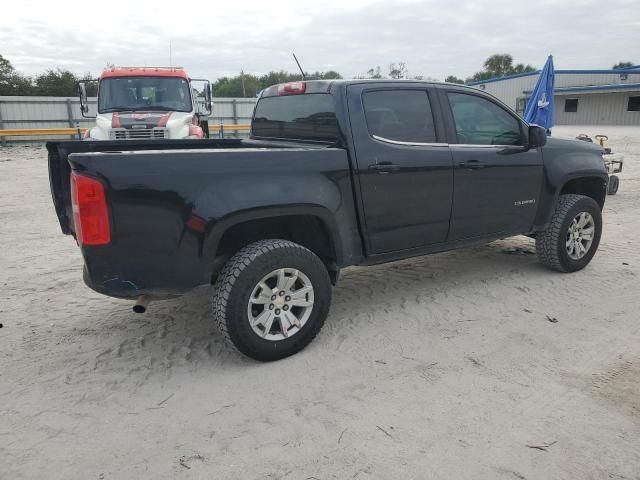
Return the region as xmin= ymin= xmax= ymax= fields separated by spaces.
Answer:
xmin=536 ymin=194 xmax=602 ymax=272
xmin=212 ymin=239 xmax=331 ymax=361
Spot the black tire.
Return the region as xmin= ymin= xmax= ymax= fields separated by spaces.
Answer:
xmin=212 ymin=239 xmax=331 ymax=361
xmin=536 ymin=194 xmax=602 ymax=273
xmin=607 ymin=175 xmax=619 ymax=195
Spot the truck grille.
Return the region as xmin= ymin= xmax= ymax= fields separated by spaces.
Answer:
xmin=109 ymin=128 xmax=168 ymax=140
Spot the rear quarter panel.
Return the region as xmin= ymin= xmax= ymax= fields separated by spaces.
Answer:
xmin=68 ymin=147 xmax=359 ymax=298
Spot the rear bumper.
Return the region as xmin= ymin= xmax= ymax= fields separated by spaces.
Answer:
xmin=81 ymin=246 xmax=211 ymax=300
xmin=82 ymin=267 xmax=199 ymax=299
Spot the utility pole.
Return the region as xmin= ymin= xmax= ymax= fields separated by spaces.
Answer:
xmin=240 ymin=70 xmax=246 ymax=97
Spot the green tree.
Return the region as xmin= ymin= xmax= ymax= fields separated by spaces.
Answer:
xmin=0 ymin=54 xmax=34 ymax=95
xmin=213 ymin=70 xmax=344 ymax=97
xmin=483 ymin=54 xmax=514 ymax=77
xmin=445 ymin=75 xmax=465 ymax=84
xmin=613 ymin=61 xmax=634 ymax=69
xmin=0 ymin=54 xmax=12 ymax=76
xmin=308 ymin=70 xmax=342 ymax=80
xmin=465 ymin=53 xmax=536 ymax=82
xmin=80 ymin=73 xmax=98 ymax=96
xmin=34 ymin=69 xmax=79 ymax=96
xmin=388 ymin=62 xmax=407 ymax=79
xmin=212 ymin=72 xmax=262 ymax=97
xmin=363 ymin=66 xmax=384 ymax=79
xmin=259 ymin=70 xmax=302 ymax=88
xmin=512 ymin=63 xmax=536 ymax=74
xmin=466 ymin=70 xmax=493 ymax=82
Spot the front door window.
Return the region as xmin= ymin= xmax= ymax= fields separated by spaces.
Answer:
xmin=448 ymin=92 xmax=522 ymax=146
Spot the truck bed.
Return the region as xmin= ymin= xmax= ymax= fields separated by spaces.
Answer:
xmin=50 ymin=139 xmax=258 ymax=234
xmin=47 ymin=139 xmax=359 ymax=298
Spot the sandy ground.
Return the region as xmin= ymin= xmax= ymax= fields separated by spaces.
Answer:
xmin=1 ymin=126 xmax=639 ymax=480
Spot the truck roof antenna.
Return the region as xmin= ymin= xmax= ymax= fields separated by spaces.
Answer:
xmin=292 ymin=53 xmax=306 ymax=81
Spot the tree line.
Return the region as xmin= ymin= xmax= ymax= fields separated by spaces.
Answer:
xmin=0 ymin=54 xmax=97 ymax=96
xmin=212 ymin=69 xmax=342 ymax=97
xmin=443 ymin=54 xmax=536 ymax=84
xmin=1 ymin=53 xmax=635 ymax=97
xmin=444 ymin=55 xmax=636 ymax=85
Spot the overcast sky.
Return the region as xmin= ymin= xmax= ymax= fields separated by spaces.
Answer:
xmin=2 ymin=0 xmax=638 ymax=81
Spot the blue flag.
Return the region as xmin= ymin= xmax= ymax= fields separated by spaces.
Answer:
xmin=524 ymin=55 xmax=554 ymax=134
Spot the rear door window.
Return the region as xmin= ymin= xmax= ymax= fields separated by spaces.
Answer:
xmin=363 ymin=90 xmax=437 ymax=143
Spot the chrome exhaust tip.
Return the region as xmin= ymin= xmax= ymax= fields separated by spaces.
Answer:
xmin=133 ymin=295 xmax=151 ymax=314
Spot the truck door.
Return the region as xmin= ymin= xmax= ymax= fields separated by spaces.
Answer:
xmin=441 ymin=90 xmax=543 ymax=240
xmin=347 ymin=84 xmax=454 ymax=254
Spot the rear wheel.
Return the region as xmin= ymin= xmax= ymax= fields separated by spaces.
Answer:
xmin=536 ymin=194 xmax=602 ymax=272
xmin=212 ymin=239 xmax=331 ymax=361
xmin=607 ymin=175 xmax=619 ymax=195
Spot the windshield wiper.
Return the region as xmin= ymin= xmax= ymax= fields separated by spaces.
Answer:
xmin=101 ymin=106 xmax=183 ymax=113
xmin=101 ymin=106 xmax=135 ymax=113
xmin=140 ymin=106 xmax=180 ymax=111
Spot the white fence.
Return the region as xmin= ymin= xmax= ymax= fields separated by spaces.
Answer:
xmin=0 ymin=96 xmax=258 ymax=144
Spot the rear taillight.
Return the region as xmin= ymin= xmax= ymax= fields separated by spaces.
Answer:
xmin=70 ymin=172 xmax=111 ymax=245
xmin=278 ymin=81 xmax=306 ymax=96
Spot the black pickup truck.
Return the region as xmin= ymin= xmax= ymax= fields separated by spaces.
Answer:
xmin=48 ymin=80 xmax=608 ymax=360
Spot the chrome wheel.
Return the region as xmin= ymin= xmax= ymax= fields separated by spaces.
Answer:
xmin=566 ymin=212 xmax=595 ymax=260
xmin=247 ymin=268 xmax=314 ymax=341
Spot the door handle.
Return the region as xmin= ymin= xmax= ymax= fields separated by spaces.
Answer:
xmin=458 ymin=160 xmax=485 ymax=170
xmin=369 ymin=162 xmax=400 ymax=174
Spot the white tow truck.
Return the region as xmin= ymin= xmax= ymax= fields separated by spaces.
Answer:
xmin=78 ymin=67 xmax=212 ymax=140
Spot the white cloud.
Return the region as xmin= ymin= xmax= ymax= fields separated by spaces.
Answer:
xmin=1 ymin=0 xmax=638 ymax=81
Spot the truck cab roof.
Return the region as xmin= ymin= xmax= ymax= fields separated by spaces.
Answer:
xmin=259 ymin=78 xmax=490 ymax=98
xmin=99 ymin=67 xmax=189 ymax=80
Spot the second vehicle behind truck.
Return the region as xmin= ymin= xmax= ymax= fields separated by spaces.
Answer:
xmin=77 ymin=67 xmax=212 ymax=140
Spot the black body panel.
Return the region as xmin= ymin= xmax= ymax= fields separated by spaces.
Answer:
xmin=49 ymin=141 xmax=361 ymax=298
xmin=47 ymin=80 xmax=608 ymax=300
xmin=346 ymin=83 xmax=454 ymax=253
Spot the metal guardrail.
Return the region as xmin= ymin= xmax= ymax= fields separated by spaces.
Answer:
xmin=0 ymin=124 xmax=251 ymax=140
xmin=209 ymin=123 xmax=251 ymax=138
xmin=0 ymin=96 xmax=256 ymax=144
xmin=0 ymin=128 xmax=87 ymax=137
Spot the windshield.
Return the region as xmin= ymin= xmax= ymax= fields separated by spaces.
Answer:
xmin=98 ymin=76 xmax=192 ymax=113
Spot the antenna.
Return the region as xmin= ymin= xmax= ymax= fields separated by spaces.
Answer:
xmin=292 ymin=53 xmax=306 ymax=80
xmin=169 ymin=40 xmax=173 ymax=68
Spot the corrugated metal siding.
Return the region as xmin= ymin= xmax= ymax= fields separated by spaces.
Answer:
xmin=0 ymin=96 xmax=96 ymax=142
xmin=472 ymin=73 xmax=640 ymax=125
xmin=555 ymin=92 xmax=640 ymax=126
xmin=207 ymin=97 xmax=256 ymax=125
xmin=480 ymin=76 xmax=538 ymax=109
xmin=555 ymin=73 xmax=640 ymax=88
xmin=0 ymin=96 xmax=258 ymax=143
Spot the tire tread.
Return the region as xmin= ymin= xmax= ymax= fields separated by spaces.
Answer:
xmin=212 ymin=239 xmax=325 ymax=357
xmin=536 ymin=194 xmax=595 ymax=272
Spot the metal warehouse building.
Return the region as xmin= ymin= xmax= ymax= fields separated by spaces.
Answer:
xmin=468 ymin=67 xmax=640 ymax=126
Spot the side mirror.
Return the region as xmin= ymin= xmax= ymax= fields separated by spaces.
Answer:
xmin=77 ymin=81 xmax=95 ymax=118
xmin=528 ymin=124 xmax=547 ymax=148
xmin=191 ymin=79 xmax=213 ymax=116
xmin=203 ymin=81 xmax=212 ymax=115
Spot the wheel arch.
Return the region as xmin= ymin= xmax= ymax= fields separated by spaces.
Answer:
xmin=205 ymin=206 xmax=343 ymax=284
xmin=559 ymin=175 xmax=607 ymax=209
xmin=538 ymin=174 xmax=607 ymax=229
